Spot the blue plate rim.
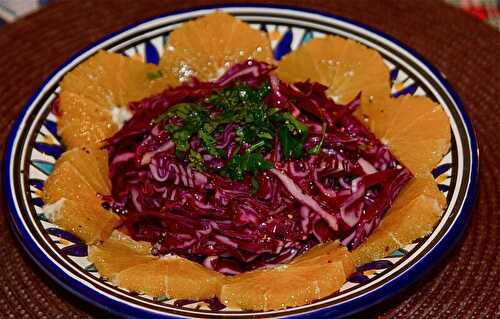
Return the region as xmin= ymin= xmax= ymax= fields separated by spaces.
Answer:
xmin=2 ymin=3 xmax=479 ymax=319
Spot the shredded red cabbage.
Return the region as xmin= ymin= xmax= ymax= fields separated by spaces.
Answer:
xmin=104 ymin=60 xmax=412 ymax=274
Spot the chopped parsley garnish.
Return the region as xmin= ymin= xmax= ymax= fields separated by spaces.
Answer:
xmin=161 ymin=103 xmax=209 ymax=156
xmin=272 ymin=112 xmax=309 ymax=160
xmin=222 ymin=152 xmax=273 ymax=181
xmin=308 ymin=122 xmax=327 ymax=155
xmin=146 ymin=70 xmax=164 ymax=80
xmin=188 ymin=149 xmax=206 ymax=172
xmin=199 ymin=124 xmax=224 ymax=157
xmin=279 ymin=126 xmax=304 ymax=160
xmin=154 ymin=81 xmax=311 ymax=185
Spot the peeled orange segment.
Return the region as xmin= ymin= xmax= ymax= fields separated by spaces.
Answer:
xmin=43 ymin=161 xmax=103 ymax=208
xmin=89 ymin=250 xmax=154 ymax=280
xmin=291 ymin=241 xmax=348 ymax=263
xmin=93 ymin=148 xmax=111 ymax=190
xmin=42 ymin=160 xmax=119 ymax=243
xmin=57 ymin=147 xmax=110 ymax=194
xmin=364 ymin=95 xmax=451 ymax=176
xmin=384 ymin=195 xmax=443 ymax=241
xmin=162 ymin=258 xmax=223 ymax=299
xmin=101 ymin=230 xmax=153 ymax=255
xmin=114 ymin=257 xmax=223 ymax=299
xmin=220 ymin=262 xmax=349 ymax=311
xmin=59 ymin=50 xmax=178 ymax=149
xmin=91 ymin=231 xmax=222 ymax=299
xmin=386 ymin=138 xmax=451 ymax=177
xmin=291 ymin=241 xmax=354 ymax=276
xmin=219 ymin=243 xmax=354 ymax=311
xmin=57 ymin=91 xmax=117 ymax=149
xmin=114 ymin=260 xmax=168 ymax=296
xmin=390 ymin=174 xmax=447 ymax=210
xmin=57 ymin=120 xmax=111 ymax=150
xmin=220 ymin=265 xmax=341 ymax=311
xmin=276 ymin=35 xmax=391 ymax=109
xmin=44 ymin=198 xmax=118 ymax=243
xmin=351 ymin=175 xmax=446 ymax=266
xmin=61 ymin=50 xmax=177 ymax=108
xmin=351 ymin=195 xmax=443 ymax=267
xmin=160 ymin=11 xmax=274 ymax=82
xmin=88 ymin=231 xmax=155 ymax=280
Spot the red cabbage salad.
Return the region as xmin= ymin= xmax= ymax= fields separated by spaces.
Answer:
xmin=103 ymin=60 xmax=412 ymax=275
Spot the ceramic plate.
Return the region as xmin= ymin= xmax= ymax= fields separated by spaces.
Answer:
xmin=3 ymin=5 xmax=478 ymax=319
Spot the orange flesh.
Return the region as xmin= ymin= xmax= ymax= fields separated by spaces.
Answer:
xmin=51 ymin=199 xmax=118 ymax=243
xmin=58 ymin=51 xmax=177 ymax=149
xmin=43 ymin=161 xmax=104 ymax=209
xmin=219 ymin=241 xmax=354 ymax=310
xmin=160 ymin=11 xmax=274 ymax=82
xmin=89 ymin=231 xmax=223 ymax=300
xmin=220 ymin=263 xmax=347 ymax=311
xmin=57 ymin=147 xmax=110 ymax=194
xmin=43 ymin=151 xmax=119 ymax=244
xmin=291 ymin=241 xmax=354 ymax=277
xmin=362 ymin=95 xmax=451 ymax=176
xmin=351 ymin=175 xmax=446 ymax=265
xmin=276 ymin=35 xmax=391 ymax=111
xmin=114 ymin=259 xmax=223 ymax=299
xmin=88 ymin=231 xmax=155 ymax=280
xmin=61 ymin=51 xmax=177 ymax=108
xmin=58 ymin=90 xmax=117 ymax=149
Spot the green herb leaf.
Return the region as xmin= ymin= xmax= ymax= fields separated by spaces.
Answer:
xmin=155 ymin=103 xmax=208 ymax=126
xmin=207 ymin=81 xmax=271 ymax=112
xmin=170 ymin=129 xmax=191 ymax=153
xmin=308 ymin=122 xmax=327 ymax=155
xmin=280 ymin=112 xmax=309 ymax=136
xmin=251 ymin=176 xmax=260 ymax=194
xmin=170 ymin=103 xmax=208 ymax=131
xmin=279 ymin=126 xmax=305 ymax=160
xmin=270 ymin=111 xmax=309 ymax=160
xmin=223 ymin=153 xmax=273 ymax=181
xmin=188 ymin=149 xmax=206 ymax=172
xmin=246 ymin=140 xmax=267 ymax=153
xmin=257 ymin=131 xmax=273 ymax=140
xmin=146 ymin=70 xmax=163 ymax=80
xmin=198 ymin=124 xmax=223 ymax=158
xmin=154 ymin=81 xmax=310 ymax=179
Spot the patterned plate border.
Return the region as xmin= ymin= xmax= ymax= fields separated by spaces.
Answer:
xmin=3 ymin=5 xmax=478 ymax=319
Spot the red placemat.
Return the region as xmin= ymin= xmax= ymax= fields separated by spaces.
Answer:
xmin=2 ymin=0 xmax=500 ymax=29
xmin=0 ymin=1 xmax=498 ymax=318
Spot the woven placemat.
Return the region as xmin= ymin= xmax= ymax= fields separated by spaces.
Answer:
xmin=0 ymin=0 xmax=498 ymax=318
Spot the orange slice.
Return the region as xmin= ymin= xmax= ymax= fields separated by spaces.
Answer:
xmin=276 ymin=35 xmax=391 ymax=110
xmin=59 ymin=50 xmax=178 ymax=148
xmin=390 ymin=174 xmax=446 ymax=210
xmin=43 ymin=161 xmax=104 ymax=208
xmin=89 ymin=231 xmax=223 ymax=300
xmin=291 ymin=241 xmax=354 ymax=275
xmin=58 ymin=91 xmax=117 ymax=149
xmin=88 ymin=231 xmax=155 ymax=280
xmin=219 ymin=242 xmax=354 ymax=311
xmin=61 ymin=50 xmax=177 ymax=108
xmin=57 ymin=147 xmax=110 ymax=194
xmin=219 ymin=264 xmax=346 ymax=311
xmin=42 ymin=160 xmax=119 ymax=243
xmin=351 ymin=174 xmax=446 ymax=265
xmin=364 ymin=95 xmax=451 ymax=176
xmin=114 ymin=257 xmax=223 ymax=299
xmin=160 ymin=11 xmax=274 ymax=82
xmin=44 ymin=198 xmax=117 ymax=243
